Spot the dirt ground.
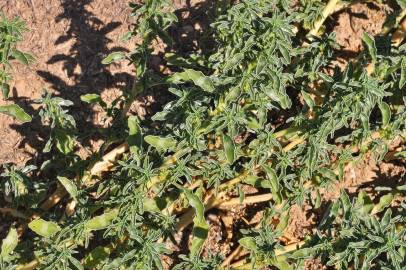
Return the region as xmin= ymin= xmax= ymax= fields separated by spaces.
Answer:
xmin=1 ymin=1 xmax=405 ymax=269
xmin=1 ymin=0 xmax=135 ymax=165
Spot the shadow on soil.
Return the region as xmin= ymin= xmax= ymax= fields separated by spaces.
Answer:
xmin=10 ymin=0 xmax=132 ymax=165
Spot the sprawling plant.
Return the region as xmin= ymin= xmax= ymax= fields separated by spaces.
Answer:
xmin=1 ymin=0 xmax=406 ymax=270
xmin=0 ymin=14 xmax=33 ymax=122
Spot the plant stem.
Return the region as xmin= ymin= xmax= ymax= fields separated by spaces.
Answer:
xmin=221 ymin=246 xmax=244 ymax=267
xmin=392 ymin=13 xmax=406 ymax=47
xmin=175 ymin=137 xmax=302 ymax=231
xmin=0 ymin=207 xmax=28 ymax=219
xmin=16 ymin=259 xmax=39 ymax=270
xmin=217 ymin=193 xmax=273 ymax=209
xmin=307 ymin=0 xmax=341 ymax=38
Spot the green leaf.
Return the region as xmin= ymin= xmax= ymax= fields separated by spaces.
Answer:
xmin=57 ymin=176 xmax=78 ymax=201
xmin=319 ymin=167 xmax=337 ymax=181
xmin=340 ymin=191 xmax=352 ymax=213
xmin=1 ymin=227 xmax=18 ymax=258
xmin=182 ymin=188 xmax=209 ymax=257
xmin=143 ymin=197 xmax=161 ymax=212
xmin=54 ymin=129 xmax=75 ymax=154
xmin=276 ymin=212 xmax=290 ymax=232
xmin=81 ymin=94 xmax=102 ymax=104
xmin=356 ymin=191 xmax=374 ymax=214
xmin=1 ymin=83 xmax=10 ymax=99
xmin=263 ymin=165 xmax=282 ymax=204
xmin=379 ymin=102 xmax=391 ymax=126
xmin=222 ymin=134 xmax=235 ymax=164
xmin=85 ymin=209 xmax=119 ymax=231
xmin=169 ymin=69 xmax=215 ymax=92
xmin=271 ymin=256 xmax=293 ymax=270
xmin=0 ymin=104 xmax=31 ymax=122
xmin=372 ymin=193 xmax=393 ymax=214
xmin=318 ymin=72 xmax=333 ymax=83
xmin=28 ymin=219 xmax=61 ymax=237
xmin=11 ymin=50 xmax=34 ymax=65
xmin=396 ymin=184 xmax=406 ymax=191
xmin=400 ymin=57 xmax=406 ymax=89
xmin=291 ymin=247 xmax=314 ymax=259
xmin=243 ymin=175 xmax=271 ymax=189
xmin=301 ymin=90 xmax=315 ymax=110
xmin=314 ymin=189 xmax=322 ymax=209
xmin=239 ymin=237 xmax=258 ymax=251
xmin=145 ymin=135 xmax=177 ymax=151
xmin=69 ymin=256 xmax=84 ymax=270
xmin=127 ymin=116 xmax=142 ymax=154
xmin=394 ymin=151 xmax=406 ymax=158
xmin=101 ymin=51 xmax=126 ymax=64
xmin=362 ymin=33 xmax=377 ymax=63
xmin=83 ymin=246 xmax=112 ymax=269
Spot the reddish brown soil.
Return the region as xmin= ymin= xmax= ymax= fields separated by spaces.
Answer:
xmin=333 ymin=2 xmax=388 ymax=52
xmin=329 ymin=2 xmax=389 ymax=69
xmin=1 ymin=0 xmax=136 ymax=165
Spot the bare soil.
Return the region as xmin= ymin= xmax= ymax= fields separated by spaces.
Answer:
xmin=1 ymin=0 xmax=135 ymax=165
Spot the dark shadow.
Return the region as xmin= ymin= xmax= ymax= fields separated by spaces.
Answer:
xmin=169 ymin=0 xmax=222 ymax=56
xmin=143 ymin=0 xmax=228 ymax=75
xmin=120 ymin=0 xmax=228 ymax=122
xmin=10 ymin=0 xmax=133 ymax=160
xmin=9 ymin=92 xmax=51 ymax=166
xmin=39 ymin=0 xmax=131 ymax=133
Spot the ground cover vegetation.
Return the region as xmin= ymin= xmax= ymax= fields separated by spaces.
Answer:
xmin=1 ymin=0 xmax=406 ymax=269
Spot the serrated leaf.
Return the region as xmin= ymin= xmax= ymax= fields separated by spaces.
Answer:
xmin=362 ymin=33 xmax=377 ymax=63
xmin=222 ymin=134 xmax=235 ymax=164
xmin=182 ymin=188 xmax=208 ymax=257
xmin=57 ymin=176 xmax=78 ymax=201
xmin=379 ymin=102 xmax=391 ymax=126
xmin=85 ymin=209 xmax=119 ymax=231
xmin=145 ymin=135 xmax=176 ymax=151
xmin=372 ymin=193 xmax=393 ymax=214
xmin=1 ymin=227 xmax=18 ymax=258
xmin=263 ymin=165 xmax=282 ymax=204
xmin=28 ymin=219 xmax=61 ymax=237
xmin=102 ymin=51 xmax=126 ymax=64
xmin=239 ymin=237 xmax=257 ymax=251
xmin=0 ymin=104 xmax=31 ymax=122
xmin=169 ymin=69 xmax=215 ymax=92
